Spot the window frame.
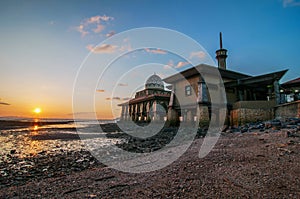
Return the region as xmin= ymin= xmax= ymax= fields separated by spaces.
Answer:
xmin=185 ymin=85 xmax=192 ymax=96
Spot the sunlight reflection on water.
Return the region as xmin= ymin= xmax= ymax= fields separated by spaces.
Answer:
xmin=0 ymin=122 xmax=122 ymax=161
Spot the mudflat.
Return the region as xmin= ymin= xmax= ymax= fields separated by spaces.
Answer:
xmin=1 ymin=131 xmax=299 ymax=198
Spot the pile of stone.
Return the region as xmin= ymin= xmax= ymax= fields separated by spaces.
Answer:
xmin=116 ymin=127 xmax=179 ymax=153
xmin=224 ymin=118 xmax=300 ymax=134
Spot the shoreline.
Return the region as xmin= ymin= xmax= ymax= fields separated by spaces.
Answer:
xmin=0 ymin=130 xmax=300 ymax=198
xmin=0 ymin=120 xmax=74 ymax=130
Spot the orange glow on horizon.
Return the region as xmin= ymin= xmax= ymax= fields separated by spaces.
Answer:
xmin=0 ymin=100 xmax=119 ymax=120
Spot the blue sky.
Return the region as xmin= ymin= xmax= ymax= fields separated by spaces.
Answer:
xmin=0 ymin=0 xmax=300 ymax=118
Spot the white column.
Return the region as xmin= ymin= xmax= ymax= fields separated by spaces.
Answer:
xmin=120 ymin=105 xmax=125 ymax=120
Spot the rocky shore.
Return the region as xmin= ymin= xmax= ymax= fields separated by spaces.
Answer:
xmin=0 ymin=119 xmax=300 ymax=198
xmin=0 ymin=149 xmax=102 ymax=188
xmin=0 ymin=130 xmax=300 ymax=198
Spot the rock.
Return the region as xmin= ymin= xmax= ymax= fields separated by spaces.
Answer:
xmin=287 ymin=140 xmax=296 ymax=145
xmin=286 ymin=131 xmax=300 ymax=138
xmin=10 ymin=149 xmax=16 ymax=154
xmin=240 ymin=127 xmax=248 ymax=133
xmin=226 ymin=129 xmax=233 ymax=133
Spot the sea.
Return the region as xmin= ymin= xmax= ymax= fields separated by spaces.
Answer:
xmin=0 ymin=118 xmax=121 ymax=161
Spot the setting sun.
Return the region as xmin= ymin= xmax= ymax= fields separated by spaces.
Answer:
xmin=33 ymin=108 xmax=41 ymax=114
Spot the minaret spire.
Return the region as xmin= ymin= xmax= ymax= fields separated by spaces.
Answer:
xmin=219 ymin=32 xmax=223 ymax=49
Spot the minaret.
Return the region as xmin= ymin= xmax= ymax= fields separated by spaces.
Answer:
xmin=216 ymin=32 xmax=228 ymax=70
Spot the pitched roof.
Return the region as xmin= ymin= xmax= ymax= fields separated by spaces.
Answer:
xmin=163 ymin=64 xmax=251 ymax=83
xmin=282 ymin=77 xmax=300 ymax=86
xmin=225 ymin=69 xmax=288 ymax=88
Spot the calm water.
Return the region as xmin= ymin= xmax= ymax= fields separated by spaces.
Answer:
xmin=0 ymin=120 xmax=121 ymax=161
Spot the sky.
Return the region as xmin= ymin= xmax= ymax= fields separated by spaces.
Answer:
xmin=0 ymin=0 xmax=300 ymax=119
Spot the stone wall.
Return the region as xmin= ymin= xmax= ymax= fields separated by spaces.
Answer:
xmin=275 ymin=100 xmax=300 ymax=119
xmin=231 ymin=101 xmax=275 ymax=126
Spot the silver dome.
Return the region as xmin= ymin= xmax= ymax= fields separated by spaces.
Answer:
xmin=145 ymin=74 xmax=164 ymax=90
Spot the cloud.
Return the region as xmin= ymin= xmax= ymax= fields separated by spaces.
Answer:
xmin=86 ymin=16 xmax=101 ymax=24
xmin=75 ymin=15 xmax=114 ymax=37
xmin=112 ymin=97 xmax=121 ymax=100
xmin=93 ymin=24 xmax=105 ymax=33
xmin=106 ymin=31 xmax=115 ymax=37
xmin=85 ymin=15 xmax=114 ymax=25
xmin=0 ymin=98 xmax=10 ymax=105
xmin=176 ymin=61 xmax=189 ymax=68
xmin=145 ymin=48 xmax=167 ymax=54
xmin=164 ymin=60 xmax=174 ymax=70
xmin=87 ymin=42 xmax=132 ymax=54
xmin=96 ymin=89 xmax=105 ymax=92
xmin=283 ymin=0 xmax=300 ymax=7
xmin=100 ymin=15 xmax=114 ymax=22
xmin=49 ymin=21 xmax=55 ymax=25
xmin=106 ymin=96 xmax=130 ymax=101
xmin=119 ymin=44 xmax=132 ymax=52
xmin=86 ymin=44 xmax=118 ymax=54
xmin=76 ymin=24 xmax=89 ymax=37
xmin=189 ymin=51 xmax=206 ymax=59
xmin=118 ymin=83 xmax=128 ymax=86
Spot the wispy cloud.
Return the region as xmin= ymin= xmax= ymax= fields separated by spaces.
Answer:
xmin=282 ymin=0 xmax=300 ymax=7
xmin=164 ymin=60 xmax=174 ymax=70
xmin=86 ymin=44 xmax=118 ymax=54
xmin=106 ymin=31 xmax=115 ymax=37
xmin=86 ymin=35 xmax=132 ymax=54
xmin=75 ymin=15 xmax=114 ymax=37
xmin=145 ymin=48 xmax=167 ymax=54
xmin=0 ymin=98 xmax=10 ymax=105
xmin=118 ymin=83 xmax=128 ymax=86
xmin=119 ymin=44 xmax=132 ymax=52
xmin=106 ymin=96 xmax=130 ymax=101
xmin=175 ymin=61 xmax=189 ymax=68
xmin=85 ymin=15 xmax=113 ymax=24
xmin=76 ymin=24 xmax=89 ymax=37
xmin=113 ymin=97 xmax=121 ymax=100
xmin=189 ymin=51 xmax=206 ymax=60
xmin=93 ymin=24 xmax=105 ymax=33
xmin=96 ymin=89 xmax=105 ymax=92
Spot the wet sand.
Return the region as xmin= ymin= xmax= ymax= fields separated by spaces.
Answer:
xmin=1 ymin=130 xmax=300 ymax=198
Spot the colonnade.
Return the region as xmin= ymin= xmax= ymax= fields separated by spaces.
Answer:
xmin=120 ymin=100 xmax=168 ymax=121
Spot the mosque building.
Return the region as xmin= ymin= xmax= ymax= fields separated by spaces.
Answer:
xmin=119 ymin=73 xmax=171 ymax=122
xmin=119 ymin=33 xmax=297 ymax=126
